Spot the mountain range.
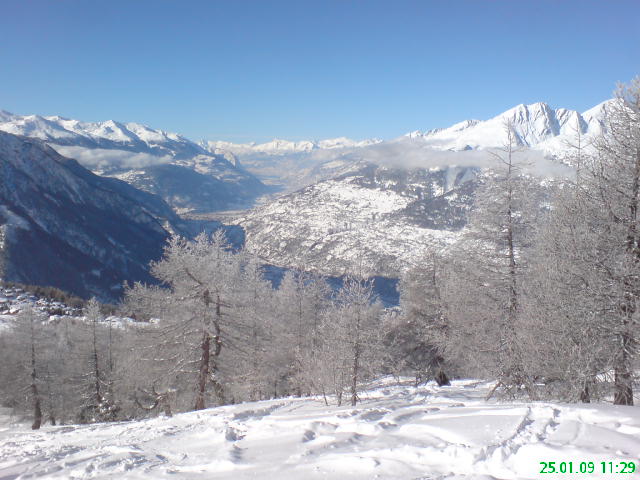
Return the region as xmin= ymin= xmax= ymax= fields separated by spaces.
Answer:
xmin=0 ymin=98 xmax=614 ymax=296
xmin=234 ymin=100 xmax=612 ymax=277
xmin=0 ymin=111 xmax=268 ymax=213
xmin=404 ymin=100 xmax=610 ymax=152
xmin=0 ymin=131 xmax=193 ymax=300
xmin=201 ymin=100 xmax=612 ymax=192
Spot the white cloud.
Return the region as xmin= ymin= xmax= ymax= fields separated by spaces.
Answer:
xmin=52 ymin=146 xmax=172 ymax=171
xmin=302 ymin=137 xmax=574 ymax=179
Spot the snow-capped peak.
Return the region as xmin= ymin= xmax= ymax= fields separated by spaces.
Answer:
xmin=202 ymin=136 xmax=382 ymax=156
xmin=405 ymin=101 xmax=609 ymax=153
xmin=580 ymin=99 xmax=619 ymax=136
xmin=0 ymin=110 xmax=208 ymax=158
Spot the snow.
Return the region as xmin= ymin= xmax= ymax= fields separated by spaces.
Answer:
xmin=0 ymin=100 xmax=611 ymax=172
xmin=0 ymin=205 xmax=31 ymax=231
xmin=202 ymin=100 xmax=608 ymax=194
xmin=238 ymin=177 xmax=460 ymax=277
xmin=406 ymin=101 xmax=609 ymax=156
xmin=0 ymin=101 xmax=608 ymax=203
xmin=204 ymin=137 xmax=383 ymax=156
xmin=414 ymin=103 xmax=558 ymax=150
xmin=0 ymin=287 xmax=83 ymax=319
xmin=1 ymin=379 xmax=638 ymax=479
xmin=0 ymin=111 xmax=206 ymax=160
xmin=52 ymin=146 xmax=174 ymax=171
xmin=0 ymin=315 xmax=12 ymax=330
xmin=0 ymin=112 xmax=266 ymax=214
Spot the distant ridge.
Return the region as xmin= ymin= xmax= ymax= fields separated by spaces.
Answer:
xmin=0 ymin=131 xmax=185 ymax=300
xmin=0 ymin=111 xmax=269 ymax=213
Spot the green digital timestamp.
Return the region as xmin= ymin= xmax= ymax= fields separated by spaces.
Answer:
xmin=540 ymin=461 xmax=637 ymax=474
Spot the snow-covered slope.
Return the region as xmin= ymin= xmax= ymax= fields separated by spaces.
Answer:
xmin=203 ymin=136 xmax=382 ymax=156
xmin=201 ymin=137 xmax=383 ymax=190
xmin=238 ymin=163 xmax=477 ymax=277
xmin=234 ymin=100 xmax=610 ymax=277
xmin=0 ymin=111 xmax=268 ymax=213
xmin=0 ymin=100 xmax=612 ymax=281
xmin=203 ymin=137 xmax=382 ymax=186
xmin=200 ymin=101 xmax=610 ymax=193
xmin=409 ymin=100 xmax=613 ymax=154
xmin=0 ymin=111 xmax=203 ymax=159
xmin=2 ymin=378 xmax=638 ymax=479
xmin=108 ymin=161 xmax=266 ymax=215
xmin=0 ymin=131 xmax=188 ymax=300
xmin=0 ymin=286 xmax=82 ymax=318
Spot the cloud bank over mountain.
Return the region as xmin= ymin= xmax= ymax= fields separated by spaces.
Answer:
xmin=54 ymin=146 xmax=174 ymax=171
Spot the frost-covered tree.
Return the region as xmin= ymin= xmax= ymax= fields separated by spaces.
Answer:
xmin=0 ymin=306 xmax=47 ymax=428
xmin=125 ymin=231 xmax=242 ymax=412
xmin=275 ymin=269 xmax=330 ymax=396
xmin=24 ymin=307 xmax=44 ymax=429
xmin=75 ymin=299 xmax=118 ymax=422
xmin=521 ymin=79 xmax=640 ymax=405
xmin=523 ymin=184 xmax=610 ymax=402
xmin=318 ymin=277 xmax=383 ymax=406
xmin=587 ymin=80 xmax=640 ymax=405
xmin=392 ymin=253 xmax=451 ymax=386
xmin=1 ymin=303 xmax=126 ymax=424
xmin=443 ymin=121 xmax=542 ymax=396
xmin=231 ymin=254 xmax=280 ymax=401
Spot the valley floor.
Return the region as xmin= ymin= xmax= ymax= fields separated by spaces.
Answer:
xmin=1 ymin=379 xmax=639 ymax=480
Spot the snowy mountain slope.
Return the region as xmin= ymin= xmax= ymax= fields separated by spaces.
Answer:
xmin=408 ymin=100 xmax=613 ymax=153
xmin=203 ymin=136 xmax=382 ymax=156
xmin=233 ymin=100 xmax=608 ymax=277
xmin=236 ymin=155 xmax=565 ymax=278
xmin=0 ymin=285 xmax=82 ymax=317
xmin=0 ymin=111 xmax=268 ymax=213
xmin=205 ymin=100 xmax=610 ymax=164
xmin=2 ymin=378 xmax=638 ymax=480
xmin=108 ymin=163 xmax=264 ymax=215
xmin=0 ymin=111 xmax=203 ymax=159
xmin=201 ymin=137 xmax=382 ymax=189
xmin=0 ymin=131 xmax=187 ymax=300
xmin=199 ymin=101 xmax=609 ymax=193
xmin=238 ymin=163 xmax=477 ymax=277
xmin=410 ymin=102 xmax=578 ymax=150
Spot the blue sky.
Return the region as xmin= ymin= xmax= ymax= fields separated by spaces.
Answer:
xmin=2 ymin=1 xmax=638 ymax=142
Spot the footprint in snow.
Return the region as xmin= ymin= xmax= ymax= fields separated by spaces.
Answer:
xmin=229 ymin=444 xmax=244 ymax=463
xmin=302 ymin=430 xmax=316 ymax=442
xmin=98 ymin=452 xmax=148 ymax=472
xmin=378 ymin=421 xmax=398 ymax=430
xmin=231 ymin=403 xmax=282 ymax=421
xmin=225 ymin=426 xmax=245 ymax=442
xmin=359 ymin=409 xmax=389 ymax=422
xmin=308 ymin=421 xmax=338 ymax=435
xmin=394 ymin=408 xmax=440 ymax=423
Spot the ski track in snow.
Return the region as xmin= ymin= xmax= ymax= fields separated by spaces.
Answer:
xmin=1 ymin=380 xmax=639 ymax=479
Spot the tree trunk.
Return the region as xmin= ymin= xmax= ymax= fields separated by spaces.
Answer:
xmin=194 ymin=330 xmax=211 ymax=410
xmin=210 ymin=294 xmax=226 ymax=404
xmin=30 ymin=320 xmax=42 ymax=430
xmin=31 ymin=379 xmax=42 ymax=430
xmin=613 ymin=147 xmax=640 ymax=406
xmin=351 ymin=312 xmax=361 ymax=406
xmin=579 ymin=382 xmax=591 ymax=403
xmin=435 ymin=369 xmax=450 ymax=387
xmin=93 ymin=350 xmax=101 ymax=406
xmin=502 ymin=129 xmax=526 ymax=392
xmin=195 ymin=289 xmax=213 ymax=410
xmin=350 ymin=351 xmax=360 ymax=406
xmin=92 ymin=317 xmax=102 ymax=408
xmin=613 ymin=326 xmax=634 ymax=405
